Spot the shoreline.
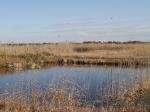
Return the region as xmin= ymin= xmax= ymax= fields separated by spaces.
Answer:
xmin=0 ymin=56 xmax=150 ymax=72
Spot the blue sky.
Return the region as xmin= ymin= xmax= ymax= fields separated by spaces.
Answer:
xmin=0 ymin=0 xmax=150 ymax=43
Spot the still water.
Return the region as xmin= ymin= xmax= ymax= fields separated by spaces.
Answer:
xmin=0 ymin=66 xmax=149 ymax=104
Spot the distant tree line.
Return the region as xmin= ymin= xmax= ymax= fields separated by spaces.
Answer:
xmin=83 ymin=41 xmax=150 ymax=44
xmin=0 ymin=41 xmax=150 ymax=45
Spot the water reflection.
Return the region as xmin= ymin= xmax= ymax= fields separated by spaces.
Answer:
xmin=0 ymin=66 xmax=149 ymax=105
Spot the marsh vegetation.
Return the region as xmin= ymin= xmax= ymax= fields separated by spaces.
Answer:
xmin=0 ymin=42 xmax=150 ymax=112
xmin=0 ymin=42 xmax=150 ymax=70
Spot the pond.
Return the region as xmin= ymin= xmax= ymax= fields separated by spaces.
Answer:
xmin=0 ymin=66 xmax=149 ymax=105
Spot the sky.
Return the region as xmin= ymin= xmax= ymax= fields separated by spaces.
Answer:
xmin=0 ymin=0 xmax=150 ymax=43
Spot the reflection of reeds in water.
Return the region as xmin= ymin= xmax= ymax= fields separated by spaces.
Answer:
xmin=0 ymin=67 xmax=150 ymax=112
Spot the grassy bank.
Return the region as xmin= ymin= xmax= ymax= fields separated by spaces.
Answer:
xmin=0 ymin=42 xmax=150 ymax=70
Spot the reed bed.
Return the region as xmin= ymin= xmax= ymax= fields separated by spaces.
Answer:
xmin=0 ymin=84 xmax=150 ymax=112
xmin=0 ymin=43 xmax=150 ymax=70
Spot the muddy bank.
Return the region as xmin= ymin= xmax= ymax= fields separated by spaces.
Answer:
xmin=52 ymin=57 xmax=150 ymax=66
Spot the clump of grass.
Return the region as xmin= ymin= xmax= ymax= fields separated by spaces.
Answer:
xmin=107 ymin=76 xmax=150 ymax=112
xmin=0 ymin=89 xmax=76 ymax=112
xmin=19 ymin=53 xmax=48 ymax=64
xmin=124 ymin=77 xmax=150 ymax=106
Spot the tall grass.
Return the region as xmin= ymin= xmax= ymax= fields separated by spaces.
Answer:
xmin=0 ymin=83 xmax=150 ymax=112
xmin=0 ymin=43 xmax=150 ymax=69
xmin=0 ymin=43 xmax=150 ymax=61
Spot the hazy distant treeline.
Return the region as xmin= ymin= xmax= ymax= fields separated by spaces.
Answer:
xmin=0 ymin=41 xmax=149 ymax=45
xmin=83 ymin=41 xmax=150 ymax=44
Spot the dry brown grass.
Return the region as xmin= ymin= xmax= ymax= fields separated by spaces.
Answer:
xmin=1 ymin=43 xmax=150 ymax=58
xmin=124 ymin=77 xmax=150 ymax=106
xmin=0 ymin=43 xmax=150 ymax=68
xmin=0 ymin=43 xmax=147 ymax=55
xmin=0 ymin=87 xmax=150 ymax=112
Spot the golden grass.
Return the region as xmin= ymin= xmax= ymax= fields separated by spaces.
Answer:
xmin=0 ymin=43 xmax=150 ymax=69
xmin=0 ymin=82 xmax=150 ymax=112
xmin=124 ymin=77 xmax=150 ymax=106
xmin=0 ymin=43 xmax=150 ymax=58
